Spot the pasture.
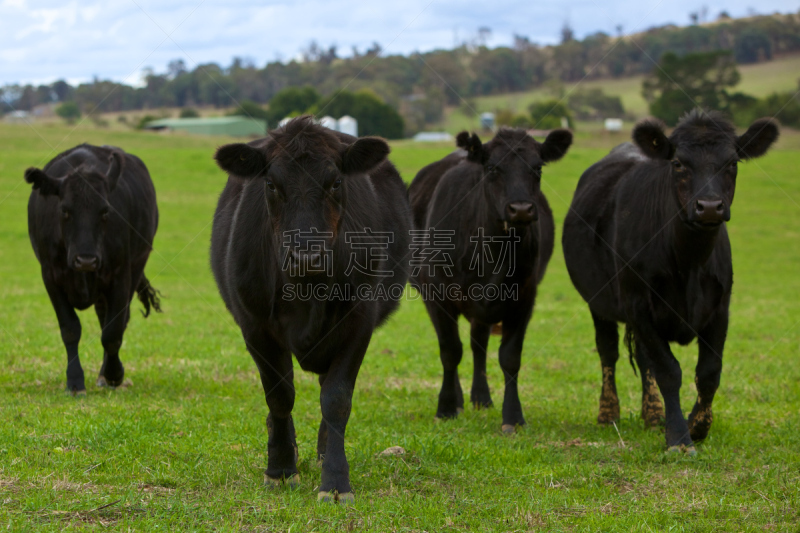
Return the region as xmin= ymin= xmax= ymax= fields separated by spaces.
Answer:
xmin=0 ymin=122 xmax=799 ymax=531
xmin=439 ymin=54 xmax=800 ymax=133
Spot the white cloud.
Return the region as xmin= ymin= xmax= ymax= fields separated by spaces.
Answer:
xmin=0 ymin=0 xmax=795 ymax=85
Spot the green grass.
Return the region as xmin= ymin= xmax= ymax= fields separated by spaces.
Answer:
xmin=438 ymin=54 xmax=800 ymax=133
xmin=1 ymin=122 xmax=799 ymax=531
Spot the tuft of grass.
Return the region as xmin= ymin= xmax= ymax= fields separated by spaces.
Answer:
xmin=0 ymin=122 xmax=798 ymax=531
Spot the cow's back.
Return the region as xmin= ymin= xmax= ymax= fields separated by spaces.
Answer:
xmin=562 ymin=143 xmax=642 ymax=321
xmin=408 ymin=150 xmax=466 ymax=230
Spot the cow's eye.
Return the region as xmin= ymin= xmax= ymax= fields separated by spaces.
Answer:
xmin=729 ymin=160 xmax=738 ymax=171
xmin=61 ymin=210 xmax=70 ymax=220
xmin=331 ymin=178 xmax=342 ymax=191
xmin=672 ymin=160 xmax=685 ymax=172
xmin=101 ymin=210 xmax=109 ymax=221
xmin=266 ymin=180 xmax=276 ymax=192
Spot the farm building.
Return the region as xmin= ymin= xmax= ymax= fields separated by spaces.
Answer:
xmin=143 ymin=116 xmax=267 ymax=137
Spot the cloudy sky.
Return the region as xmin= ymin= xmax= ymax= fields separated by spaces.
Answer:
xmin=0 ymin=0 xmax=794 ymax=86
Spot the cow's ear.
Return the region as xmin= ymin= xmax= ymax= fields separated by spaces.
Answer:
xmin=24 ymin=168 xmax=62 ymax=196
xmin=736 ymin=118 xmax=779 ymax=160
xmin=456 ymin=131 xmax=486 ymax=164
xmin=341 ymin=136 xmax=389 ymax=174
xmin=106 ymin=151 xmax=123 ymax=192
xmin=633 ymin=119 xmax=674 ymax=160
xmin=540 ymin=129 xmax=573 ymax=162
xmin=215 ymin=143 xmax=268 ymax=178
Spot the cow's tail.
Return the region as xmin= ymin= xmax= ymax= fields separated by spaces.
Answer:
xmin=624 ymin=324 xmax=638 ymax=377
xmin=137 ymin=275 xmax=162 ymax=318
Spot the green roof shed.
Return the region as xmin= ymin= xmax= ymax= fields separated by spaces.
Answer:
xmin=143 ymin=116 xmax=267 ymax=137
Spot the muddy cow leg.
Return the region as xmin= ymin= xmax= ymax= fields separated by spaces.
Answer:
xmin=689 ymin=311 xmax=727 ymax=442
xmin=592 ymin=312 xmax=619 ymax=424
xmin=427 ymin=302 xmax=464 ymax=418
xmin=636 ymin=349 xmax=665 ymax=429
xmin=633 ymin=322 xmax=693 ymax=451
xmin=244 ymin=328 xmax=298 ymax=486
xmin=498 ymin=313 xmax=530 ymax=433
xmin=469 ymin=320 xmax=493 ymax=409
xmin=317 ymin=330 xmax=371 ymax=503
xmin=45 ymin=282 xmax=85 ymax=394
xmin=97 ymin=282 xmax=131 ymax=388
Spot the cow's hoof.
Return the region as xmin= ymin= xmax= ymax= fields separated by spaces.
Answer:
xmin=67 ymin=389 xmax=87 ymax=397
xmin=318 ymin=491 xmax=354 ymax=504
xmin=264 ymin=473 xmax=300 ymax=489
xmin=501 ymin=424 xmax=516 ymax=435
xmin=96 ymin=376 xmax=117 ymax=389
xmin=666 ymin=445 xmax=697 ymax=456
xmin=435 ymin=411 xmax=459 ymax=420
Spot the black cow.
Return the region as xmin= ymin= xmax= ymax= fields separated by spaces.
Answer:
xmin=562 ymin=110 xmax=778 ymax=453
xmin=211 ymin=116 xmax=412 ymax=502
xmin=25 ymin=144 xmax=160 ymax=394
xmin=408 ymin=127 xmax=572 ymax=433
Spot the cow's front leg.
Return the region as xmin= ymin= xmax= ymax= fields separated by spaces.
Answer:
xmin=426 ymin=302 xmax=464 ymax=419
xmin=245 ymin=329 xmax=298 ymax=487
xmin=498 ymin=313 xmax=530 ymax=433
xmin=317 ymin=331 xmax=370 ymax=504
xmin=45 ymin=282 xmax=85 ymax=394
xmin=689 ymin=311 xmax=728 ymax=442
xmin=633 ymin=322 xmax=694 ymax=453
xmin=97 ymin=283 xmax=131 ymax=388
xmin=469 ymin=320 xmax=493 ymax=409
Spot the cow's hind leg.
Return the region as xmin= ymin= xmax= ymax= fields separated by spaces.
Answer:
xmin=245 ymin=329 xmax=298 ymax=487
xmin=630 ymin=328 xmax=665 ymax=428
xmin=427 ymin=303 xmax=463 ymax=419
xmin=470 ymin=320 xmax=493 ymax=409
xmin=316 ymin=373 xmax=328 ymax=463
xmin=689 ymin=312 xmax=727 ymax=442
xmin=46 ymin=284 xmax=85 ymax=394
xmin=592 ymin=312 xmax=619 ymax=425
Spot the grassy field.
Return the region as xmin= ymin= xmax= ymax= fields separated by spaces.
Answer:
xmin=438 ymin=54 xmax=800 ymax=133
xmin=0 ymin=121 xmax=799 ymax=531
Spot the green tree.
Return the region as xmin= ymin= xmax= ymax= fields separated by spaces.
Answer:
xmin=568 ymin=88 xmax=625 ymax=119
xmin=734 ymin=28 xmax=772 ymax=63
xmin=642 ymin=50 xmax=740 ymax=126
xmin=179 ymin=107 xmax=199 ymax=118
xmin=309 ymin=90 xmax=404 ymax=139
xmin=228 ymin=99 xmax=269 ymax=121
xmin=266 ymin=86 xmax=320 ymax=125
xmin=528 ymin=100 xmax=572 ymax=130
xmin=55 ymin=101 xmax=81 ymax=123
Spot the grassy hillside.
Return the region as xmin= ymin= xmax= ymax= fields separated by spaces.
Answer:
xmin=0 ymin=123 xmax=799 ymax=530
xmin=438 ymin=54 xmax=800 ymax=134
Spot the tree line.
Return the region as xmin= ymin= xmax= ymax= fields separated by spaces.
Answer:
xmin=2 ymin=11 xmax=799 ymax=136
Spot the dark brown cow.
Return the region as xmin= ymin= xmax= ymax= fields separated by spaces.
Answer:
xmin=26 ymin=144 xmax=160 ymax=393
xmin=563 ymin=110 xmax=778 ymax=453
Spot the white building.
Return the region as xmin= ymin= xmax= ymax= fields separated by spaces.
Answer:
xmin=337 ymin=115 xmax=358 ymax=137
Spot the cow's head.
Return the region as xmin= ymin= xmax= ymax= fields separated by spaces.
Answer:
xmin=457 ymin=127 xmax=572 ymax=231
xmin=25 ymin=152 xmax=122 ymax=272
xmin=633 ymin=110 xmax=779 ymax=230
xmin=215 ymin=116 xmax=389 ymax=277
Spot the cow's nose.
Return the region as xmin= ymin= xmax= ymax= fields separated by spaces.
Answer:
xmin=506 ymin=202 xmax=536 ymax=224
xmin=74 ymin=255 xmax=98 ymax=272
xmin=694 ymin=199 xmax=727 ymax=224
xmin=290 ymin=249 xmax=322 ymax=266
